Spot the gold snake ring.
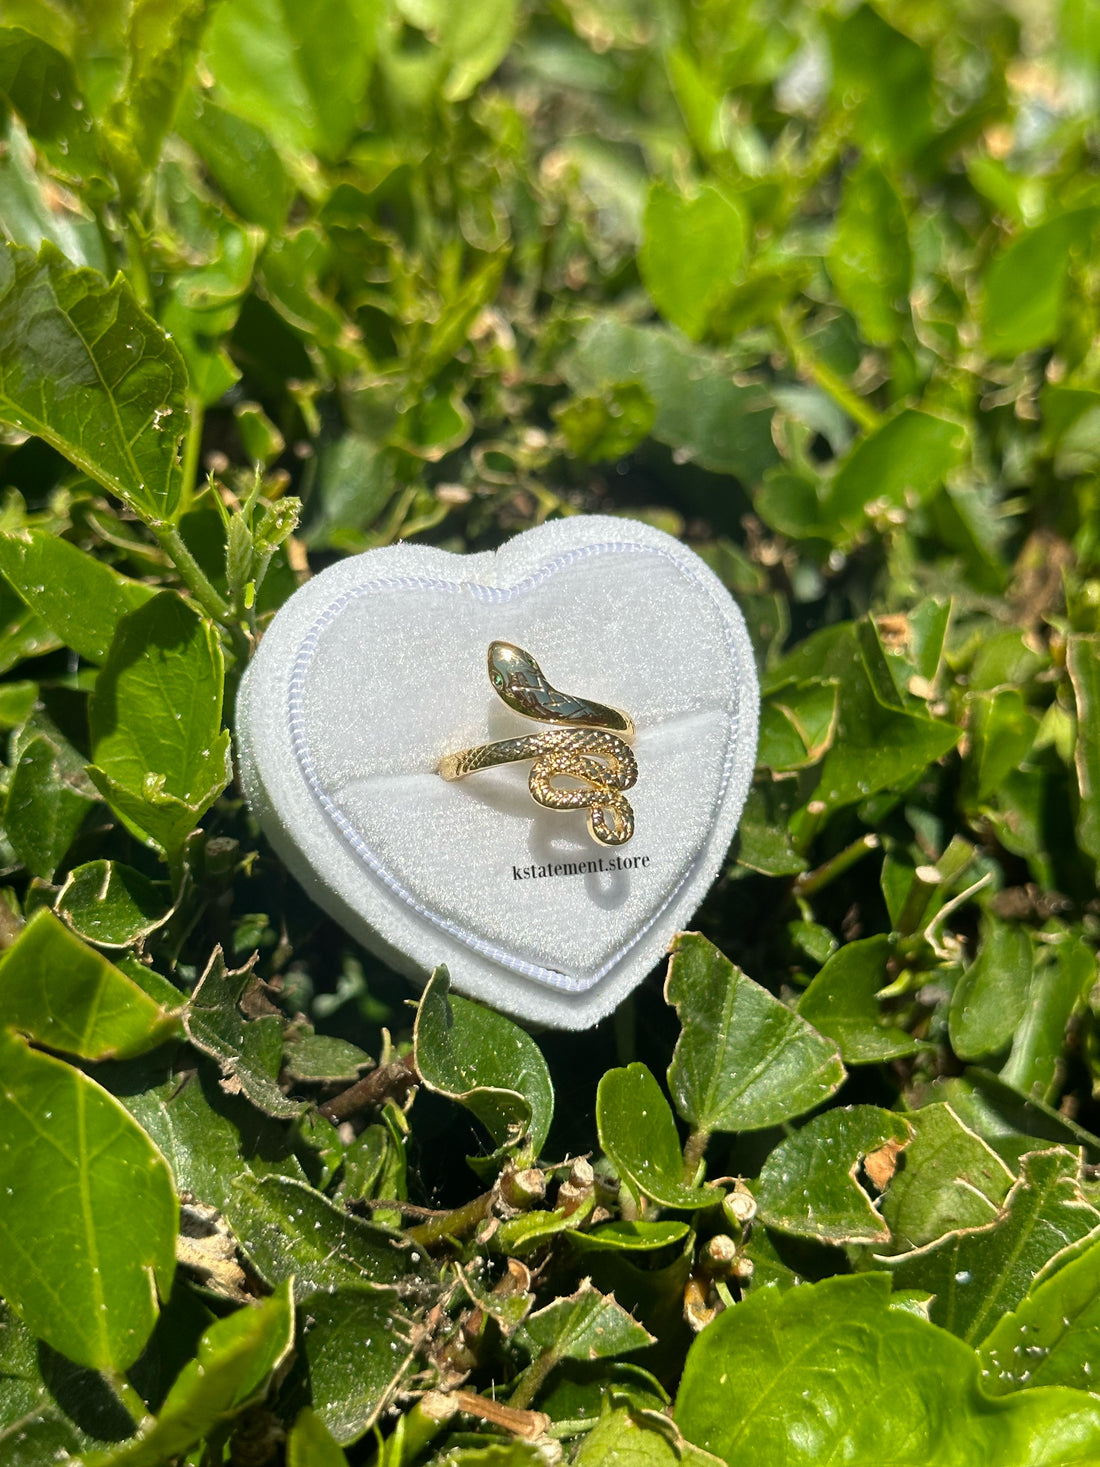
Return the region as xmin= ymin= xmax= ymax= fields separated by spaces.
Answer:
xmin=438 ymin=642 xmax=637 ymax=846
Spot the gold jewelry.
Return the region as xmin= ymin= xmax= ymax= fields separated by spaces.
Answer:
xmin=439 ymin=642 xmax=637 ymax=846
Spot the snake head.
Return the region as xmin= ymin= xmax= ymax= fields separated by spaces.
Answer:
xmin=487 ymin=641 xmax=541 ymax=700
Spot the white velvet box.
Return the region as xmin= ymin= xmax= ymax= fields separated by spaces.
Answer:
xmin=236 ymin=515 xmax=759 ymax=1029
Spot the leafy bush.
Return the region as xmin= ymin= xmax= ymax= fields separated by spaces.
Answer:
xmin=1 ymin=0 xmax=1099 ymax=1463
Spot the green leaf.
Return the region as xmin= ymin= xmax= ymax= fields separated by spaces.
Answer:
xmin=828 ymin=159 xmax=912 ymax=345
xmin=878 ymin=1103 xmax=1014 ymax=1252
xmin=0 ymin=27 xmax=104 ymax=182
xmin=980 ymin=1232 xmax=1100 ymax=1395
xmin=554 ymin=382 xmax=656 ymax=464
xmin=575 ymin=1402 xmax=719 ymax=1467
xmin=1067 ymin=634 xmax=1100 ymax=868
xmin=289 ymin=1286 xmax=413 ymax=1445
xmin=757 ymin=679 xmax=839 ymax=773
xmin=176 ymin=91 xmax=294 ymax=234
xmin=227 ymin=1174 xmax=419 ymax=1296
xmin=0 ymin=529 xmax=155 ymax=664
xmin=518 ymin=1281 xmax=654 ymax=1365
xmin=569 ymin=1220 xmax=691 ymax=1255
xmin=184 ymin=950 xmax=305 ymax=1118
xmin=288 ymin=1408 xmax=349 ymax=1467
xmin=413 ymin=966 xmax=553 ymax=1158
xmin=281 ymin=1033 xmax=372 ymax=1083
xmin=638 ymin=181 xmax=746 ymax=341
xmin=885 ymin=1148 xmax=1100 ymax=1342
xmin=1001 ymin=936 xmax=1096 ymax=1102
xmin=825 ymin=408 xmax=969 ymax=531
xmin=410 ymin=0 xmax=519 ymax=103
xmin=56 ymin=860 xmax=171 ymax=948
xmin=980 ymin=210 xmax=1100 ymax=358
xmin=0 ymin=907 xmax=180 ymax=1059
xmin=563 ymin=319 xmax=777 ymax=482
xmin=827 ymin=6 xmax=934 ymax=161
xmin=674 ymin=1272 xmax=1100 ymax=1466
xmin=0 ymin=242 xmax=189 ymax=524
xmin=4 ymin=731 xmax=95 ymax=880
xmin=89 ymin=593 xmax=231 ymax=855
xmin=798 ymin=935 xmax=921 ymax=1063
xmin=200 ymin=0 xmax=378 ymax=161
xmin=753 ymin=1105 xmax=912 ymax=1244
xmin=83 ymin=1284 xmax=295 ymax=1467
xmin=962 ymin=689 xmax=1040 ymax=809
xmin=0 ymin=1026 xmax=177 ymax=1371
xmin=664 ymin=933 xmax=844 ymax=1134
xmin=597 ymin=1064 xmax=718 ymax=1210
xmin=949 ymin=918 xmax=1034 ymax=1061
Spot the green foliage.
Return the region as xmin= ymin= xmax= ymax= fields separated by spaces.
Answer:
xmin=0 ymin=0 xmax=1099 ymax=1461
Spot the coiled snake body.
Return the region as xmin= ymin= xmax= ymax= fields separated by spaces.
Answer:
xmin=438 ymin=642 xmax=637 ymax=846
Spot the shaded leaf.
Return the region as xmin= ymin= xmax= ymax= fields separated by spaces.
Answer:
xmin=753 ymin=1105 xmax=912 ymax=1245
xmin=665 ymin=932 xmax=844 ymax=1134
xmin=290 ymin=1286 xmax=413 ymax=1446
xmin=0 ymin=241 xmax=188 ymax=523
xmin=519 ymin=1281 xmax=654 ymax=1365
xmin=798 ymin=935 xmax=920 ymax=1063
xmin=0 ymin=1027 xmax=176 ymax=1371
xmin=828 ymin=159 xmax=912 ymax=345
xmin=83 ymin=1284 xmax=295 ymax=1467
xmin=674 ymin=1272 xmax=1100 ymax=1466
xmin=288 ymin=1408 xmax=349 ymax=1467
xmin=950 ymin=918 xmax=1034 ymax=1061
xmin=413 ymin=966 xmax=553 ymax=1158
xmin=56 ymin=860 xmax=171 ymax=948
xmin=1067 ymin=634 xmax=1100 ymax=869
xmin=4 ymin=731 xmax=95 ymax=880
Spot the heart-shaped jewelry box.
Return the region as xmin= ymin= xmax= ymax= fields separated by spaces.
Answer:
xmin=236 ymin=515 xmax=759 ymax=1029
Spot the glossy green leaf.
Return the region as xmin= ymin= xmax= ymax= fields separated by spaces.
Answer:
xmin=227 ymin=1174 xmax=418 ymax=1295
xmin=4 ymin=731 xmax=95 ymax=880
xmin=1067 ymin=634 xmax=1100 ymax=868
xmin=981 ymin=210 xmax=1100 ymax=358
xmin=291 ymin=1286 xmax=413 ymax=1445
xmin=84 ymin=1283 xmax=295 ymax=1467
xmin=491 ymin=1199 xmax=596 ymax=1256
xmin=828 ymin=159 xmax=912 ymax=345
xmin=674 ymin=1272 xmax=1100 ymax=1466
xmin=0 ymin=27 xmax=103 ymax=181
xmin=879 ymin=1103 xmax=1014 ymax=1252
xmin=753 ymin=1105 xmax=912 ymax=1244
xmin=0 ymin=907 xmax=180 ymax=1059
xmin=288 ymin=1408 xmax=349 ymax=1467
xmin=0 ymin=242 xmax=188 ymax=524
xmin=597 ymin=1064 xmax=719 ymax=1210
xmin=825 ymin=409 xmax=968 ymax=530
xmin=980 ymin=1232 xmax=1100 ymax=1395
xmin=88 ymin=592 xmax=231 ymax=855
xmin=665 ymin=932 xmax=844 ymax=1134
xmin=569 ymin=1220 xmax=691 ymax=1255
xmin=519 ymin=1281 xmax=654 ymax=1366
xmin=639 ymin=181 xmax=746 ymax=341
xmin=0 ymin=1026 xmax=177 ymax=1371
xmin=0 ymin=529 xmax=155 ymax=665
xmin=885 ymin=1148 xmax=1100 ymax=1342
xmin=413 ymin=966 xmax=553 ymax=1158
xmin=798 ymin=935 xmax=920 ymax=1062
xmin=950 ymin=918 xmax=1034 ymax=1061
xmin=563 ymin=319 xmax=777 ymax=482
xmin=56 ymin=860 xmax=171 ymax=948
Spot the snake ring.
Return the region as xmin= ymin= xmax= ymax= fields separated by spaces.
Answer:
xmin=438 ymin=642 xmax=637 ymax=846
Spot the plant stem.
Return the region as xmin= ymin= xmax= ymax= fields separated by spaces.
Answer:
xmin=775 ymin=310 xmax=883 ymax=434
xmin=406 ymin=1187 xmax=495 ymax=1251
xmin=104 ymin=1371 xmax=151 ymax=1430
xmin=508 ymin=1349 xmax=559 ymax=1412
xmin=151 ymin=522 xmax=232 ymax=624
xmin=180 ymin=393 xmax=205 ymax=513
xmin=123 ymin=209 xmax=153 ymax=312
xmin=682 ymin=1127 xmax=710 ymax=1184
xmin=792 ymin=833 xmax=881 ymax=899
